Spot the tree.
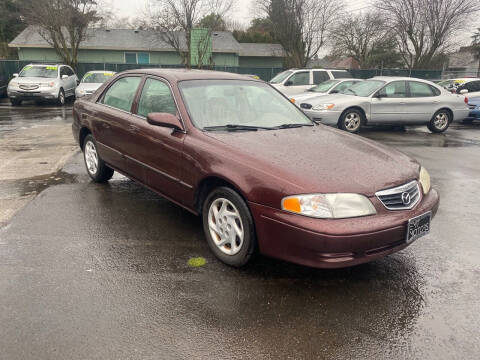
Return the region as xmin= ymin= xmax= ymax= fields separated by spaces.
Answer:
xmin=198 ymin=13 xmax=227 ymax=31
xmin=148 ymin=0 xmax=233 ymax=68
xmin=0 ymin=0 xmax=25 ymax=58
xmin=232 ymin=18 xmax=276 ymax=43
xmin=330 ymin=12 xmax=401 ymax=69
xmin=471 ymin=28 xmax=480 ymax=77
xmin=261 ymin=0 xmax=344 ymax=68
xmin=375 ymin=0 xmax=480 ymax=69
xmin=20 ymin=0 xmax=100 ymax=69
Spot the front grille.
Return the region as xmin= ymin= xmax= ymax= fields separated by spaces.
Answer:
xmin=375 ymin=180 xmax=421 ymax=210
xmin=300 ymin=103 xmax=312 ymax=109
xmin=19 ymin=84 xmax=39 ymax=90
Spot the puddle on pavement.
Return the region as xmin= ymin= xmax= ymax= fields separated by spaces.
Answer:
xmin=0 ymin=170 xmax=79 ymax=199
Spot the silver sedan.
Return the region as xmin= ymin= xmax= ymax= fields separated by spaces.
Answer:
xmin=298 ymin=77 xmax=469 ymax=133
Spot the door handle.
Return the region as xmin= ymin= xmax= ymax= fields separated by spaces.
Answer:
xmin=101 ymin=122 xmax=110 ymax=129
xmin=399 ymin=102 xmax=406 ymax=105
xmin=129 ymin=124 xmax=140 ymax=133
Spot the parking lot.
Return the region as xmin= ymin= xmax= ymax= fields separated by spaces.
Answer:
xmin=1 ymin=103 xmax=480 ymax=359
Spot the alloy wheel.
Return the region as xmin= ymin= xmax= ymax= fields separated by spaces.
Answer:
xmin=434 ymin=112 xmax=448 ymax=130
xmin=344 ymin=112 xmax=361 ymax=131
xmin=84 ymin=140 xmax=98 ymax=175
xmin=208 ymin=198 xmax=244 ymax=256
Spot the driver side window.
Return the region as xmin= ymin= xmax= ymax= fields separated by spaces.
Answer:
xmin=137 ymin=78 xmax=177 ymax=117
xmin=287 ymin=72 xmax=310 ymax=86
xmin=377 ymin=81 xmax=407 ymax=98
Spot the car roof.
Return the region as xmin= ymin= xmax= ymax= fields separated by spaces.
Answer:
xmin=371 ymin=76 xmax=436 ymax=83
xmin=118 ymin=68 xmax=260 ymax=83
xmin=288 ymin=68 xmax=349 ymax=72
xmin=85 ymin=70 xmax=116 ymax=74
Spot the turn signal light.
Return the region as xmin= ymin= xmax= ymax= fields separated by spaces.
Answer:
xmin=282 ymin=197 xmax=301 ymax=213
xmin=290 ymin=98 xmax=295 ymax=103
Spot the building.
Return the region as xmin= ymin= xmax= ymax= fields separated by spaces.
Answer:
xmin=445 ymin=46 xmax=480 ymax=78
xmin=8 ymin=26 xmax=285 ymax=68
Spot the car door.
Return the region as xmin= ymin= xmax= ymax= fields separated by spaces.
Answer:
xmin=91 ymin=75 xmax=143 ymax=175
xmin=128 ymin=77 xmax=189 ymax=203
xmin=282 ymin=71 xmax=312 ymax=95
xmin=370 ymin=81 xmax=407 ymax=123
xmin=313 ymin=70 xmax=329 ymax=85
xmin=405 ymin=81 xmax=441 ymax=122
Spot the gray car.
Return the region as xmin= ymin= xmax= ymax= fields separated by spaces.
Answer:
xmin=7 ymin=64 xmax=78 ymax=106
xmin=290 ymin=79 xmax=364 ymax=104
xmin=298 ymin=77 xmax=470 ymax=133
xmin=75 ymin=71 xmax=116 ymax=98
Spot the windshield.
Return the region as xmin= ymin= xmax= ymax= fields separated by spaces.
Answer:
xmin=179 ymin=80 xmax=313 ymax=130
xmin=309 ymin=80 xmax=339 ymax=93
xmin=343 ymin=80 xmax=385 ymax=97
xmin=81 ymin=72 xmax=115 ymax=84
xmin=19 ymin=65 xmax=58 ymax=78
xmin=331 ymin=71 xmax=352 ymax=79
xmin=270 ymin=71 xmax=292 ymax=84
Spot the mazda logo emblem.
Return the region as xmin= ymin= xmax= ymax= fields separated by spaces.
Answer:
xmin=401 ymin=192 xmax=411 ymax=205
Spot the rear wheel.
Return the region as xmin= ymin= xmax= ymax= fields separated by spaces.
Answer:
xmin=10 ymin=99 xmax=22 ymax=106
xmin=202 ymin=187 xmax=256 ymax=267
xmin=83 ymin=134 xmax=114 ymax=182
xmin=339 ymin=109 xmax=364 ymax=133
xmin=428 ymin=110 xmax=451 ymax=133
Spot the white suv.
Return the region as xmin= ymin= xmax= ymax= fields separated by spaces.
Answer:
xmin=7 ymin=64 xmax=78 ymax=106
xmin=270 ymin=68 xmax=352 ymax=96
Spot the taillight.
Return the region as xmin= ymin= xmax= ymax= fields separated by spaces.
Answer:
xmin=465 ymin=97 xmax=468 ymax=104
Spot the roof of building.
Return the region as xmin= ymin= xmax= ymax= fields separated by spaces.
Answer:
xmin=9 ymin=26 xmax=284 ymax=57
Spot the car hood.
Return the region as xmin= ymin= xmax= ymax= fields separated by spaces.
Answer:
xmin=291 ymin=92 xmax=328 ymax=102
xmin=12 ymin=77 xmax=57 ymax=84
xmin=76 ymin=83 xmax=102 ymax=91
xmin=205 ymin=126 xmax=419 ymax=197
xmin=303 ymin=93 xmax=367 ymax=106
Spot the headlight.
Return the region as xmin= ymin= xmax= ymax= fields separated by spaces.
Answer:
xmin=312 ymin=103 xmax=335 ymax=111
xmin=419 ymin=167 xmax=431 ymax=194
xmin=282 ymin=193 xmax=376 ymax=219
xmin=41 ymin=82 xmax=55 ymax=88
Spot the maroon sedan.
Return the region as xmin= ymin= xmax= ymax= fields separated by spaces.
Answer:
xmin=72 ymin=69 xmax=439 ymax=268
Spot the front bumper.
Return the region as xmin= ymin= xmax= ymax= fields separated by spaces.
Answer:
xmin=302 ymin=109 xmax=340 ymax=126
xmin=467 ymin=109 xmax=480 ymax=119
xmin=8 ymin=89 xmax=58 ymax=101
xmin=249 ymin=188 xmax=440 ymax=269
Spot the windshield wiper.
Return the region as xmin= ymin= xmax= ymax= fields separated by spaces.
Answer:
xmin=203 ymin=124 xmax=272 ymax=131
xmin=272 ymin=123 xmax=314 ymax=129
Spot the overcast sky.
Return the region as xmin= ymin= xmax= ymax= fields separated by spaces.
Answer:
xmin=110 ymin=0 xmax=371 ymax=27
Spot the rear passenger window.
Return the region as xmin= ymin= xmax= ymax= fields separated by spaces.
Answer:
xmin=313 ymin=71 xmax=329 ymax=84
xmin=101 ymin=76 xmax=141 ymax=112
xmin=409 ymin=81 xmax=435 ymax=97
xmin=288 ymin=72 xmax=310 ymax=86
xmin=137 ymin=78 xmax=177 ymax=117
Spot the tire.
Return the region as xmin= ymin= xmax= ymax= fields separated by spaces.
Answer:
xmin=339 ymin=108 xmax=364 ymax=133
xmin=428 ymin=109 xmax=451 ymax=133
xmin=83 ymin=134 xmax=114 ymax=182
xmin=10 ymin=99 xmax=22 ymax=106
xmin=202 ymin=187 xmax=257 ymax=267
xmin=57 ymin=88 xmax=65 ymax=106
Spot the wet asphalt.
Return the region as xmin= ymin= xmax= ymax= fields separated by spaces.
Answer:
xmin=0 ymin=104 xmax=480 ymax=359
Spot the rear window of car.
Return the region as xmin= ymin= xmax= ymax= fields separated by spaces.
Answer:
xmin=331 ymin=71 xmax=352 ymax=79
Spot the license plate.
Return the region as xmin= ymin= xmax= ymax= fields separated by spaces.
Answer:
xmin=406 ymin=212 xmax=431 ymax=243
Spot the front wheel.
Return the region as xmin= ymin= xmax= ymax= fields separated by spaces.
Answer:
xmin=83 ymin=134 xmax=114 ymax=182
xmin=339 ymin=109 xmax=364 ymax=133
xmin=428 ymin=110 xmax=451 ymax=133
xmin=202 ymin=187 xmax=257 ymax=267
xmin=57 ymin=88 xmax=65 ymax=106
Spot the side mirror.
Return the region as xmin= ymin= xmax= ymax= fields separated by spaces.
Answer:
xmin=62 ymin=74 xmax=68 ymax=79
xmin=460 ymin=89 xmax=468 ymax=94
xmin=147 ymin=112 xmax=183 ymax=131
xmin=375 ymin=92 xmax=386 ymax=98
xmin=13 ymin=73 xmax=19 ymax=78
xmin=330 ymin=90 xmax=339 ymax=94
xmin=284 ymin=80 xmax=293 ymax=86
